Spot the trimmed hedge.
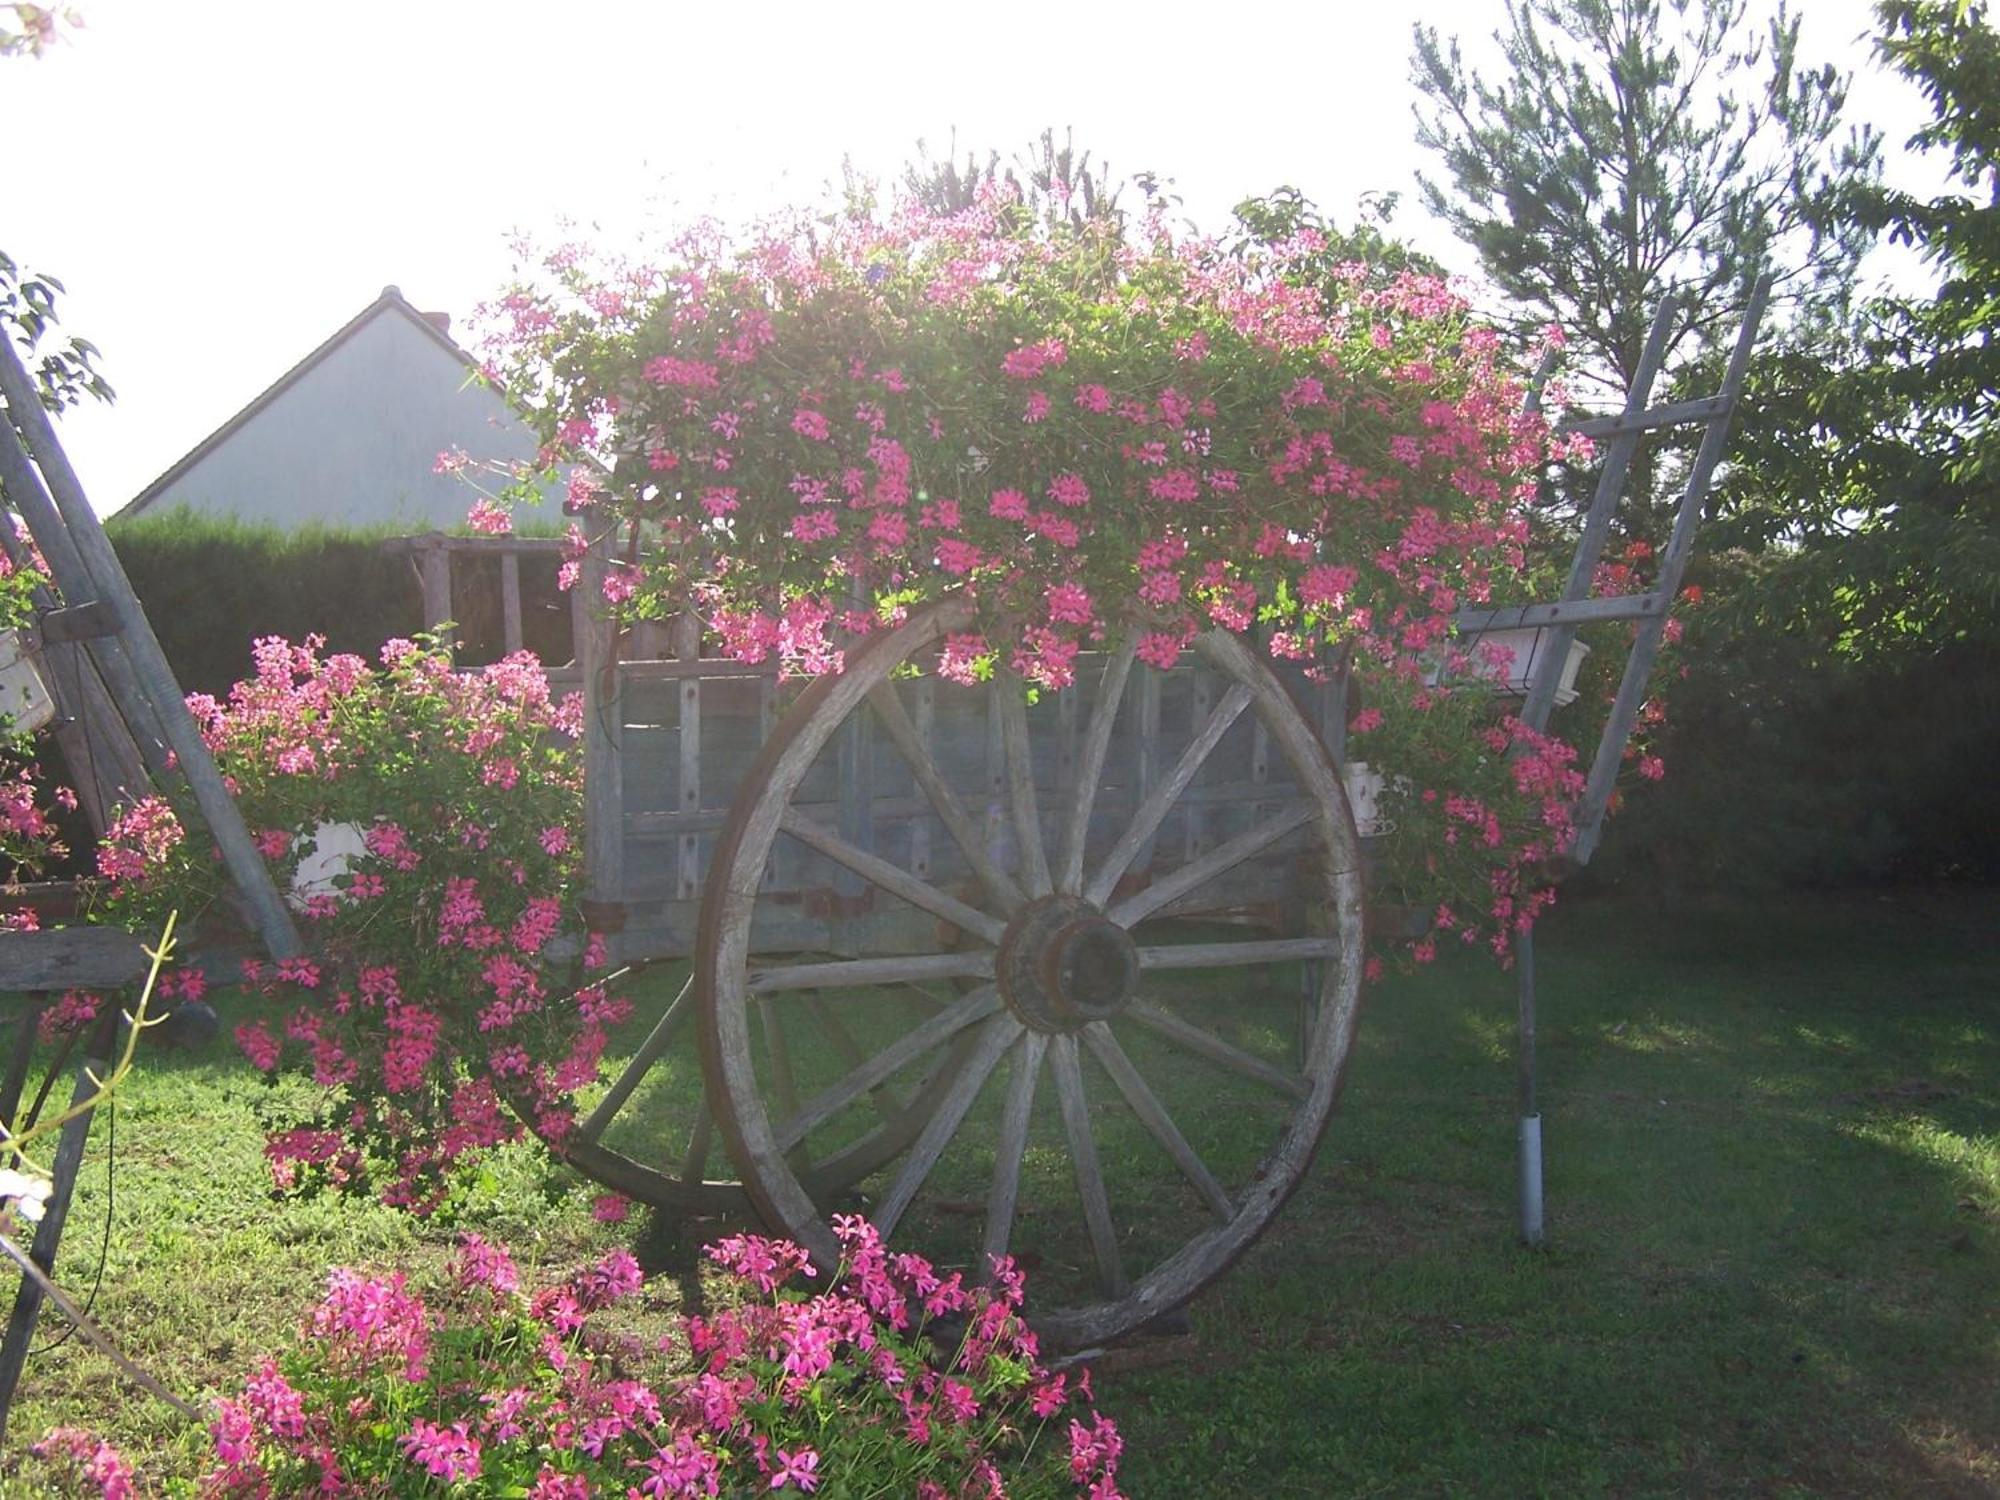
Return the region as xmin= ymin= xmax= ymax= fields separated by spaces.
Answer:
xmin=106 ymin=509 xmax=571 ymax=696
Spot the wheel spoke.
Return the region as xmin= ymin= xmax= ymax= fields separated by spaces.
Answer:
xmin=681 ymin=1100 xmax=715 ymax=1184
xmin=802 ymin=992 xmax=905 ymax=1123
xmin=575 ymin=975 xmax=693 ymax=1145
xmin=869 ymin=682 xmax=1027 ymax=916
xmin=748 ymin=950 xmax=995 ymax=995
xmin=998 ymin=673 xmax=1053 ymax=897
xmin=1106 ymin=804 xmax=1317 ymax=929
xmin=1050 ymin=1034 xmax=1128 ymax=1297
xmin=873 ymin=1014 xmax=1020 ymax=1239
xmin=757 ymin=996 xmax=803 ymax=1125
xmin=1084 ymin=681 xmax=1253 ymax=906
xmin=1135 ymin=936 xmax=1343 ymax=972
xmin=779 ymin=809 xmax=1007 ymax=944
xmin=1056 ymin=632 xmax=1138 ymax=895
xmin=1082 ymin=1022 xmax=1235 ymax=1223
xmin=775 ymin=985 xmax=1002 ymax=1150
xmin=1126 ymin=999 xmax=1311 ymax=1100
xmin=980 ymin=1029 xmax=1048 ymax=1278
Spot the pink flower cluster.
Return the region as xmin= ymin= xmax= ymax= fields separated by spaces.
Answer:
xmin=96 ymin=635 xmax=592 ymax=1212
xmin=37 ymin=1226 xmax=1122 ymax=1498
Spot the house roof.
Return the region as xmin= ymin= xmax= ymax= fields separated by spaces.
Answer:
xmin=115 ymin=285 xmax=486 ymax=521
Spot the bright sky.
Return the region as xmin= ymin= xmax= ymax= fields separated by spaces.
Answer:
xmin=6 ymin=0 xmax=1940 ymax=515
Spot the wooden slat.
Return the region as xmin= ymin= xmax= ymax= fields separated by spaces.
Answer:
xmin=500 ymin=552 xmax=524 ymax=654
xmin=1108 ymin=804 xmax=1317 ymax=929
xmin=0 ymin=928 xmax=148 ymax=991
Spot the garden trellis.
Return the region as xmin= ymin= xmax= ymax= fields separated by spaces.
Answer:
xmin=395 ymin=279 xmax=1771 ymax=1346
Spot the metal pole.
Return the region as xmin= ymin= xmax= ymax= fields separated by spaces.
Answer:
xmin=1516 ymin=927 xmax=1545 ymax=1247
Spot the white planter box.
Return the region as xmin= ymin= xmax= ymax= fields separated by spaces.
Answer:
xmin=0 ymin=630 xmax=56 ymax=735
xmin=289 ymin=820 xmax=368 ymax=908
xmin=1432 ymin=627 xmax=1590 ymax=707
xmin=1341 ymin=761 xmax=1394 ymax=838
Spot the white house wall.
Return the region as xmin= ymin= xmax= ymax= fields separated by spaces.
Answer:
xmin=135 ymin=310 xmax=542 ymax=531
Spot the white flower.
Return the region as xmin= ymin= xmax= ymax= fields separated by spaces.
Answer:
xmin=0 ymin=1167 xmax=51 ymax=1224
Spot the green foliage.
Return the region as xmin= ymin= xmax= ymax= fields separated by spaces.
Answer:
xmin=894 ymin=126 xmax=1164 ymax=231
xmin=6 ymin=896 xmax=1994 ymax=1493
xmin=1411 ymin=0 xmax=1879 ymax=405
xmin=1 ymin=250 xmax=113 ymax=415
xmin=106 ymin=510 xmax=569 ymax=695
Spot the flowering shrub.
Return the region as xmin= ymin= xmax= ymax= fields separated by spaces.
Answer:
xmin=472 ymin=189 xmax=1604 ymax=957
xmin=0 ymin=531 xmax=76 ymax=914
xmin=92 ymin=634 xmax=595 ymax=1213
xmin=34 ymin=1222 xmax=1122 ymax=1498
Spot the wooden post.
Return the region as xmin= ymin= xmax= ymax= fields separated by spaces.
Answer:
xmin=417 ymin=541 xmax=454 ymax=660
xmin=578 ymin=529 xmax=625 ymax=963
xmin=0 ymin=337 xmax=300 ymax=959
xmin=500 ymin=550 xmax=524 ymax=656
xmin=675 ymin=610 xmax=701 ymax=903
xmin=1516 ymin=296 xmax=1679 ymax=736
xmin=0 ymin=1004 xmax=118 ymax=1444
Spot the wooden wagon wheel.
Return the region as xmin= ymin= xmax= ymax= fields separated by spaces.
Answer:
xmin=697 ymin=596 xmax=1367 ymax=1349
xmin=546 ymin=964 xmax=987 ymax=1214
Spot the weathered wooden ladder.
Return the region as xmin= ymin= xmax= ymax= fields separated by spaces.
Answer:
xmin=0 ymin=329 xmax=301 ymax=1440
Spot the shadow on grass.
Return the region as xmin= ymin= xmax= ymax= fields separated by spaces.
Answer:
xmin=1107 ymin=889 xmax=1999 ymax=1498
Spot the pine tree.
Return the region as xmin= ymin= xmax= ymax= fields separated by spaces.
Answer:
xmin=1411 ymin=0 xmax=1879 ymax=403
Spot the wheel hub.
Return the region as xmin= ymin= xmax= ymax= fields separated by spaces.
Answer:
xmin=996 ymin=895 xmax=1140 ymax=1033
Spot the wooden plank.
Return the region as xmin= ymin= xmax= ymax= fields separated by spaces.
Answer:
xmin=908 ymin=677 xmax=934 ymax=880
xmin=1108 ymin=804 xmax=1317 ymax=928
xmin=1572 ymin=277 xmax=1770 ymax=863
xmin=574 ymin=977 xmax=693 ymax=1144
xmin=1563 ymin=392 xmax=1727 ymax=439
xmin=1135 ymin=936 xmax=1342 ymax=971
xmin=676 ymin=612 xmax=701 ymax=902
xmin=500 ymin=552 xmax=524 ymax=655
xmin=867 ymin=683 xmax=1025 ymax=916
xmin=1184 ymin=670 xmax=1213 ymax=861
xmin=417 ymin=544 xmax=453 ymax=640
xmin=1453 ymin=592 xmax=1666 ymax=633
xmin=1126 ymin=1001 xmax=1310 ymax=1101
xmin=578 ymin=529 xmax=626 ymax=963
xmin=0 ymin=928 xmax=149 ymax=991
xmin=381 ymin=533 xmax=568 ymax=556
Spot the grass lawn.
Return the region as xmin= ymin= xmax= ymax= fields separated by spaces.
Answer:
xmin=2 ymin=888 xmax=1994 ymax=1496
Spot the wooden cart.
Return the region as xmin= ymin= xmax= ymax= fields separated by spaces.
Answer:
xmin=398 ymin=288 xmax=1769 ymax=1349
